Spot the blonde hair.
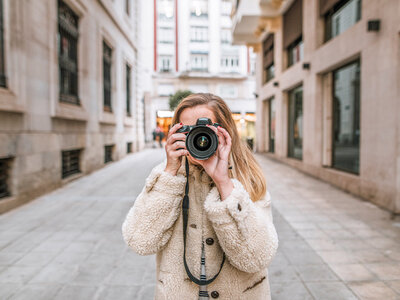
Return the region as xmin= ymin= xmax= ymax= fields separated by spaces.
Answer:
xmin=172 ymin=93 xmax=267 ymax=202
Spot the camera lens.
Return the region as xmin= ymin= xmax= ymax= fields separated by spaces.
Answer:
xmin=194 ymin=134 xmax=210 ymax=151
xmin=186 ymin=126 xmax=218 ymax=160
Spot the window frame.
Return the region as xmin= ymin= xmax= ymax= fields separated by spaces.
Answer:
xmin=287 ymin=85 xmax=303 ymax=160
xmin=0 ymin=0 xmax=6 ymax=88
xmin=331 ymin=58 xmax=361 ymax=174
xmin=61 ymin=149 xmax=82 ymax=179
xmin=323 ymin=0 xmax=362 ymax=42
xmin=126 ymin=63 xmax=131 ymax=116
xmin=103 ymin=40 xmax=113 ymax=112
xmin=57 ymin=0 xmax=80 ymax=105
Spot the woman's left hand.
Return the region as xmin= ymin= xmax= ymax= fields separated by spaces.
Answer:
xmin=190 ymin=125 xmax=234 ymax=200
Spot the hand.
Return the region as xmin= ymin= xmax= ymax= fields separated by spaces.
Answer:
xmin=190 ymin=125 xmax=234 ymax=200
xmin=164 ymin=123 xmax=189 ymax=176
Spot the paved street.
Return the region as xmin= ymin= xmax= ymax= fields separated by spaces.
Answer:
xmin=0 ymin=148 xmax=400 ymax=300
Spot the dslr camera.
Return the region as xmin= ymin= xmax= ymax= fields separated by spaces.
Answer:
xmin=176 ymin=117 xmax=220 ymax=160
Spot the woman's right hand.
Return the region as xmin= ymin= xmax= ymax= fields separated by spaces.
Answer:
xmin=164 ymin=123 xmax=189 ymax=176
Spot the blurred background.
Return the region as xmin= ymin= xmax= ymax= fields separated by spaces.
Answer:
xmin=0 ymin=0 xmax=400 ymax=299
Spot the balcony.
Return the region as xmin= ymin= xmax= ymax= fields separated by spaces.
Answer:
xmin=231 ymin=0 xmax=295 ymax=45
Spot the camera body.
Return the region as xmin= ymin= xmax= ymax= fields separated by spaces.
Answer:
xmin=176 ymin=117 xmax=220 ymax=160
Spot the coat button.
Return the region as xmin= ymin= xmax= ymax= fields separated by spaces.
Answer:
xmin=211 ymin=291 xmax=219 ymax=298
xmin=206 ymin=238 xmax=214 ymax=245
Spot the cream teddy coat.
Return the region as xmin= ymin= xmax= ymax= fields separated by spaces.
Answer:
xmin=121 ymin=159 xmax=279 ymax=300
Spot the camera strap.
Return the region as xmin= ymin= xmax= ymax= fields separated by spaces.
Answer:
xmin=182 ymin=156 xmax=226 ymax=286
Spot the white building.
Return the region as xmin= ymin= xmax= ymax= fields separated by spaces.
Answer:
xmin=145 ymin=0 xmax=257 ymax=143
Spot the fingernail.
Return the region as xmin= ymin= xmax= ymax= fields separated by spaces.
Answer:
xmin=180 ymin=123 xmax=182 ymax=125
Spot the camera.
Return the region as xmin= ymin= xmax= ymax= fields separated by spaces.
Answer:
xmin=176 ymin=117 xmax=220 ymax=160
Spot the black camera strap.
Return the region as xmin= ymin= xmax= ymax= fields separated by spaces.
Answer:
xmin=182 ymin=156 xmax=226 ymax=286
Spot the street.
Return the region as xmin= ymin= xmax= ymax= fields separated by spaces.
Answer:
xmin=0 ymin=148 xmax=400 ymax=300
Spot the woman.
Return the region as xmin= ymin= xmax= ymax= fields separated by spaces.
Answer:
xmin=122 ymin=93 xmax=279 ymax=300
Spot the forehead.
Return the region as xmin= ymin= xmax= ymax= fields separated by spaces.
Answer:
xmin=179 ymin=105 xmax=216 ymax=125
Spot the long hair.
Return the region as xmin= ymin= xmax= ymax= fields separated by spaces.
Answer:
xmin=172 ymin=93 xmax=267 ymax=202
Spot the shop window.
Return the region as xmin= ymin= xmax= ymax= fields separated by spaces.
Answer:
xmin=269 ymin=97 xmax=276 ymax=153
xmin=288 ymin=85 xmax=303 ymax=159
xmin=332 ymin=59 xmax=360 ymax=174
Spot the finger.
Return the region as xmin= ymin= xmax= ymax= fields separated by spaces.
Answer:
xmin=171 ymin=141 xmax=186 ymax=150
xmin=216 ymin=127 xmax=226 ymax=148
xmin=167 ymin=133 xmax=187 ymax=145
xmin=207 ymin=125 xmax=225 ymax=147
xmin=168 ymin=123 xmax=183 ymax=139
xmin=170 ymin=149 xmax=189 ymax=157
xmin=218 ymin=127 xmax=232 ymax=148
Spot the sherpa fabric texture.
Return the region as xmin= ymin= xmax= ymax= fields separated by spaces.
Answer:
xmin=121 ymin=159 xmax=279 ymax=300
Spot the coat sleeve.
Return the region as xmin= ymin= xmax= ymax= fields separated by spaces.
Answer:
xmin=203 ymin=178 xmax=279 ymax=273
xmin=121 ymin=160 xmax=186 ymax=256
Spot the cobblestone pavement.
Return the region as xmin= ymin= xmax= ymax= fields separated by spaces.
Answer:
xmin=0 ymin=148 xmax=399 ymax=300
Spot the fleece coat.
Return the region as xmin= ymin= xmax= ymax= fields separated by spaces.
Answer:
xmin=121 ymin=159 xmax=279 ymax=300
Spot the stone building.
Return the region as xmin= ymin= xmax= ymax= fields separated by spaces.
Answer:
xmin=0 ymin=0 xmax=149 ymax=213
xmin=146 ymin=0 xmax=257 ymax=144
xmin=232 ymin=0 xmax=400 ymax=214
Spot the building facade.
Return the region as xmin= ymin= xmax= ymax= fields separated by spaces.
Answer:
xmin=232 ymin=0 xmax=400 ymax=214
xmin=147 ymin=0 xmax=257 ymax=144
xmin=0 ymin=0 xmax=148 ymax=213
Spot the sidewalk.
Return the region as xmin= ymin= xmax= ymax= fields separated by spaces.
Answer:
xmin=0 ymin=149 xmax=399 ymax=299
xmin=256 ymin=153 xmax=400 ymax=300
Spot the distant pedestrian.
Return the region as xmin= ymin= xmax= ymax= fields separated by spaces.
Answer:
xmin=155 ymin=123 xmax=164 ymax=147
xmin=122 ymin=93 xmax=279 ymax=300
xmin=152 ymin=129 xmax=157 ymax=148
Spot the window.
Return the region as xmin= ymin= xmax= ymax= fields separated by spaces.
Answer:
xmin=125 ymin=0 xmax=131 ymax=16
xmin=62 ymin=149 xmax=81 ymax=179
xmin=126 ymin=64 xmax=131 ymax=116
xmin=332 ymin=59 xmax=360 ymax=174
xmin=218 ymin=84 xmax=238 ymax=98
xmin=190 ymin=53 xmax=208 ymax=72
xmin=103 ymin=41 xmax=112 ymax=112
xmin=58 ymin=0 xmax=79 ymax=104
xmin=127 ymin=142 xmax=132 ymax=153
xmin=190 ymin=26 xmax=208 ymax=42
xmin=220 ymin=54 xmax=239 ymax=73
xmin=189 ymin=84 xmax=208 ymax=93
xmin=323 ymin=0 xmax=361 ymax=42
xmin=191 ymin=0 xmax=208 ymax=18
xmin=221 ymin=0 xmax=232 ymax=16
xmin=0 ymin=157 xmax=12 ymax=199
xmin=0 ymin=0 xmax=6 ymax=87
xmin=158 ymin=83 xmax=174 ymax=96
xmin=288 ymin=85 xmax=303 ymax=160
xmin=269 ymin=97 xmax=276 ymax=153
xmin=287 ymin=36 xmax=304 ymax=67
xmin=221 ymin=29 xmax=231 ymax=44
xmin=159 ymin=27 xmax=174 ymax=44
xmin=159 ymin=55 xmax=173 ymax=72
xmin=262 ymin=34 xmax=274 ymax=83
xmin=158 ymin=0 xmax=174 ymax=20
xmin=104 ymin=145 xmax=114 ymax=163
xmin=283 ymin=0 xmax=303 ymax=68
